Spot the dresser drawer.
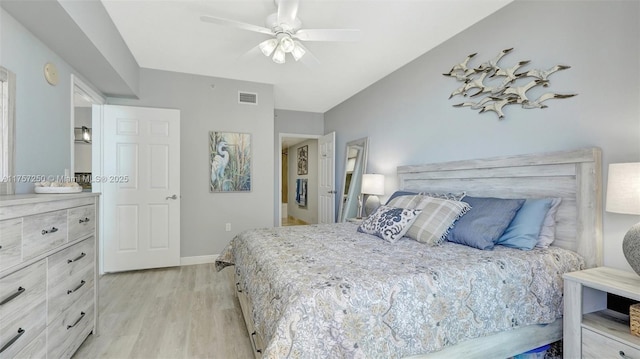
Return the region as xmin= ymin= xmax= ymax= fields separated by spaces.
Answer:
xmin=0 ymin=261 xmax=46 ymax=358
xmin=582 ymin=327 xmax=640 ymax=358
xmin=23 ymin=210 xmax=68 ymax=260
xmin=68 ymin=205 xmax=95 ymax=241
xmin=47 ymin=289 xmax=94 ymax=359
xmin=48 ymin=238 xmax=95 ymax=324
xmin=0 ymin=219 xmax=22 ymax=272
xmin=11 ymin=329 xmax=46 ymax=359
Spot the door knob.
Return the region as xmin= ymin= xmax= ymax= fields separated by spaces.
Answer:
xmin=166 ymin=194 xmax=178 ymax=200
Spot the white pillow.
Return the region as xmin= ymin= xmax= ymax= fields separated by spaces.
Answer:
xmin=536 ymin=198 xmax=562 ymax=248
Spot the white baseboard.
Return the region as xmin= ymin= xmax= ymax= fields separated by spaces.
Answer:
xmin=180 ymin=254 xmax=219 ymax=266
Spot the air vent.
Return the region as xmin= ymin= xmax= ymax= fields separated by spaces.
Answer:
xmin=238 ymin=91 xmax=258 ymax=105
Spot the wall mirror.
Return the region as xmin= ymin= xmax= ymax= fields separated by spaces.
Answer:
xmin=0 ymin=66 xmax=16 ymax=195
xmin=338 ymin=137 xmax=369 ymax=222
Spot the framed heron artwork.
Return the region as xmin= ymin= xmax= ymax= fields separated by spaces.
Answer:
xmin=209 ymin=131 xmax=251 ymax=192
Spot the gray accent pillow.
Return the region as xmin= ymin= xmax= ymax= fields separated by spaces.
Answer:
xmin=446 ymin=196 xmax=525 ymax=250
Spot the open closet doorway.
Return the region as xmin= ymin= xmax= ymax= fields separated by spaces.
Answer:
xmin=279 ymin=134 xmax=321 ymax=226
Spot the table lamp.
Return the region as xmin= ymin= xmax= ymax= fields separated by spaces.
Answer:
xmin=361 ymin=174 xmax=385 ymax=217
xmin=606 ymin=162 xmax=640 ymax=275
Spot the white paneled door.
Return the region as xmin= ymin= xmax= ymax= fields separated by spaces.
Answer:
xmin=318 ymin=132 xmax=336 ymax=223
xmin=102 ymin=105 xmax=180 ymax=272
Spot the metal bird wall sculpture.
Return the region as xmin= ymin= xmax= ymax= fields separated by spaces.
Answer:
xmin=445 ymin=48 xmax=576 ymax=119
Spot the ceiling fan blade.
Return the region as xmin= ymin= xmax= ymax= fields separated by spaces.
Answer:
xmin=294 ymin=29 xmax=361 ymax=42
xmin=296 ymin=42 xmax=320 ymax=67
xmin=200 ymin=15 xmax=273 ymax=36
xmin=276 ymin=0 xmax=299 ymax=25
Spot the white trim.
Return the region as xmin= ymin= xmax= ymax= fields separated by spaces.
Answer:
xmin=180 ymin=254 xmax=219 ymax=266
xmin=278 ymin=133 xmax=322 ymax=226
xmin=70 ymin=74 xmax=106 ymax=274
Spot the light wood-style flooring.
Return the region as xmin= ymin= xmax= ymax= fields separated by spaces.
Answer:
xmin=73 ymin=264 xmax=254 ymax=359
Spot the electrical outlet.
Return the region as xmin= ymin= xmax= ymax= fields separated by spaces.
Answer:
xmin=225 ymin=223 xmax=231 ymax=232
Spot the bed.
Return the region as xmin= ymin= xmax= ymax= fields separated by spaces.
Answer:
xmin=216 ymin=147 xmax=602 ymax=358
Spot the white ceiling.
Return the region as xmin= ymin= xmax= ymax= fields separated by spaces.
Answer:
xmin=101 ymin=0 xmax=512 ymax=113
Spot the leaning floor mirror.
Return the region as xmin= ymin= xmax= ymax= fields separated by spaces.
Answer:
xmin=337 ymin=137 xmax=369 ymax=222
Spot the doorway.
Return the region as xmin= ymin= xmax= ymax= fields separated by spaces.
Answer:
xmin=278 ymin=134 xmax=320 ymax=226
xmin=70 ymin=75 xmax=103 ymax=185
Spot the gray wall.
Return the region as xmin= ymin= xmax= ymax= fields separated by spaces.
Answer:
xmin=1 ymin=9 xmax=74 ymax=193
xmin=325 ymin=0 xmax=640 ymax=271
xmin=108 ymin=68 xmax=274 ymax=257
xmin=287 ymin=139 xmax=318 ymax=224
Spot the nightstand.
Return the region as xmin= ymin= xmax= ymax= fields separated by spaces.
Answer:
xmin=563 ymin=267 xmax=640 ymax=358
xmin=346 ymin=217 xmax=364 ymax=224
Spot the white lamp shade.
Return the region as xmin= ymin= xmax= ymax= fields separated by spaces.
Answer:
xmin=361 ymin=174 xmax=384 ymax=196
xmin=259 ymin=39 xmax=278 ymax=57
xmin=272 ymin=46 xmax=286 ymax=64
xmin=606 ymin=162 xmax=640 ymax=215
xmin=291 ymin=42 xmax=306 ymax=61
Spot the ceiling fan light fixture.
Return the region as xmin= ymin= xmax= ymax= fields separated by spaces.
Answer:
xmin=259 ymin=38 xmax=278 ymax=57
xmin=279 ymin=35 xmax=295 ymax=53
xmin=272 ymin=46 xmax=286 ymax=64
xmin=291 ymin=42 xmax=306 ymax=61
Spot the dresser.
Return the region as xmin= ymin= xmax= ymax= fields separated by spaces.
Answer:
xmin=0 ymin=193 xmax=99 ymax=358
xmin=564 ymin=266 xmax=640 ymax=359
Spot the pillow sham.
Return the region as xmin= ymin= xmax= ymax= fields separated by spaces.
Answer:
xmin=358 ymin=205 xmax=422 ymax=243
xmin=387 ymin=193 xmax=423 ymax=209
xmin=422 ymin=191 xmax=467 ymax=201
xmin=446 ymin=196 xmax=525 ymax=250
xmin=385 ymin=191 xmax=420 ymax=205
xmin=496 ymin=198 xmax=554 ymax=250
xmin=406 ymin=196 xmax=471 ymax=246
xmin=536 ymin=198 xmax=562 ymax=248
xmin=386 ymin=191 xmax=467 ymax=208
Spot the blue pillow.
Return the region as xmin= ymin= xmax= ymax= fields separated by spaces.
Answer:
xmin=446 ymin=196 xmax=525 ymax=250
xmin=497 ymin=198 xmax=553 ymax=250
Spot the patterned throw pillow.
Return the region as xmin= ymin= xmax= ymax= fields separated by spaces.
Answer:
xmin=405 ymin=196 xmax=471 ymax=246
xmin=358 ymin=205 xmax=422 ymax=243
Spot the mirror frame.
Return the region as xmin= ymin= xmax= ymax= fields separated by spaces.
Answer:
xmin=0 ymin=66 xmax=16 ymax=195
xmin=337 ymin=137 xmax=369 ymax=222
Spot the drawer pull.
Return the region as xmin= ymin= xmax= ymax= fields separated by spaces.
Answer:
xmin=250 ymin=331 xmax=262 ymax=354
xmin=41 ymin=227 xmax=59 ymax=235
xmin=0 ymin=328 xmax=25 ymax=354
xmin=236 ymin=282 xmax=243 ymax=293
xmin=67 ymin=280 xmax=86 ymax=295
xmin=0 ymin=287 xmax=25 ymax=306
xmin=67 ymin=311 xmax=86 ymax=330
xmin=620 ymin=350 xmax=632 ymax=358
xmin=79 ymin=217 xmax=90 ymax=224
xmin=67 ymin=252 xmax=86 ymax=264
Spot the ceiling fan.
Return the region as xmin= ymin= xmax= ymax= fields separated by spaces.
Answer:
xmin=200 ymin=0 xmax=360 ymax=64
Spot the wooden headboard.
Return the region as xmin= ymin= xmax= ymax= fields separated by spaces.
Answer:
xmin=397 ymin=147 xmax=603 ymax=268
